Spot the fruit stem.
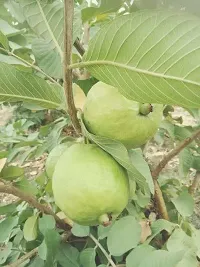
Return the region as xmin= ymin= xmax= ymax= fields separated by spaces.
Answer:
xmin=98 ymin=214 xmax=111 ymax=227
xmin=139 ymin=103 xmax=153 ymax=116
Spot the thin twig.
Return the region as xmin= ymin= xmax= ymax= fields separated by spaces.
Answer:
xmin=154 ymin=180 xmax=169 ymax=220
xmin=0 ymin=47 xmax=59 ymax=85
xmin=74 ymin=38 xmax=85 ymax=56
xmin=5 ymin=248 xmax=38 ymax=267
xmin=89 ymin=234 xmax=116 ymax=267
xmin=152 ymin=129 xmax=200 ymax=179
xmin=0 ymin=183 xmax=70 ymax=231
xmin=189 ymin=171 xmax=200 ymax=196
xmin=63 ymin=0 xmax=81 ymax=134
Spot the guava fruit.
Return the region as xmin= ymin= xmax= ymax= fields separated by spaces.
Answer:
xmin=83 ymin=82 xmax=163 ymax=149
xmin=52 ymin=143 xmax=129 ymax=226
xmin=45 ymin=142 xmax=72 ymax=178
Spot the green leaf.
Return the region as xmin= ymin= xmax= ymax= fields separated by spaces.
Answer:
xmin=129 ymin=149 xmax=154 ymax=194
xmin=176 ymin=250 xmax=199 ymax=267
xmin=98 ymin=224 xmax=113 ymax=240
xmin=0 ymin=19 xmax=23 ymax=37
xmin=147 ymin=219 xmax=176 ymax=243
xmin=167 ymin=228 xmax=196 ymax=252
xmin=107 ymin=216 xmax=141 ymax=256
xmin=23 ymin=215 xmax=38 ymax=241
xmin=0 ymin=242 xmax=12 ymax=264
xmin=56 ymin=243 xmax=79 ymax=267
xmin=81 ymin=10 xmax=200 ymax=108
xmin=192 ymin=156 xmax=200 ymax=170
xmin=179 ymin=148 xmax=194 ymax=177
xmin=172 ymin=191 xmax=194 ymax=217
xmin=1 ymin=166 xmax=24 ymax=180
xmin=0 ymin=54 xmax=28 ymax=66
xmin=138 ymin=250 xmax=184 ymax=267
xmin=80 ymin=248 xmax=96 ymax=267
xmin=82 ymin=0 xmax=122 ymax=22
xmin=0 ymin=216 xmax=18 ymax=243
xmin=28 ymin=257 xmax=44 ymax=267
xmin=71 ymin=223 xmax=90 ymax=237
xmin=20 ymin=0 xmax=81 ymax=78
xmin=0 ymin=203 xmax=17 ymax=215
xmin=39 ymin=215 xmax=55 ymax=235
xmin=14 ymin=177 xmax=38 ymax=195
xmin=126 ymin=244 xmax=155 ymax=267
xmin=80 ymin=117 xmax=148 ymax=193
xmin=44 ymin=229 xmax=61 ymax=267
xmin=38 ymin=240 xmax=47 ymax=260
xmin=0 ymin=30 xmax=9 ymax=50
xmin=0 ymin=62 xmax=64 ymax=109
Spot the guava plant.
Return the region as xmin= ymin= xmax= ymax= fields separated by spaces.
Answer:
xmin=0 ymin=0 xmax=200 ymax=267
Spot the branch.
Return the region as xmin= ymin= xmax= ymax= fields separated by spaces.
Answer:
xmin=63 ymin=0 xmax=81 ymax=134
xmin=0 ymin=47 xmax=59 ymax=85
xmin=189 ymin=171 xmax=200 ymax=196
xmin=5 ymin=248 xmax=38 ymax=267
xmin=154 ymin=180 xmax=169 ymax=221
xmin=74 ymin=38 xmax=85 ymax=56
xmin=89 ymin=234 xmax=116 ymax=267
xmin=0 ymin=183 xmax=70 ymax=231
xmin=152 ymin=129 xmax=200 ymax=179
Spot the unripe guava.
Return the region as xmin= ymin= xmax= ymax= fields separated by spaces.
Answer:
xmin=45 ymin=142 xmax=72 ymax=178
xmin=52 ymin=143 xmax=129 ymax=226
xmin=83 ymin=82 xmax=163 ymax=149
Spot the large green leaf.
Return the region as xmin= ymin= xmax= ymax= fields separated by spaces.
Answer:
xmin=0 ymin=62 xmax=64 ymax=109
xmin=20 ymin=0 xmax=81 ymax=78
xmin=77 ymin=10 xmax=200 ymax=108
xmin=171 ymin=191 xmax=194 ymax=217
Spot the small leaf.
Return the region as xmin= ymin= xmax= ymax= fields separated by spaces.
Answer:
xmin=138 ymin=250 xmax=184 ymax=267
xmin=56 ymin=243 xmax=79 ymax=267
xmin=98 ymin=224 xmax=113 ymax=240
xmin=147 ymin=219 xmax=176 ymax=243
xmin=0 ymin=30 xmax=9 ymax=50
xmin=1 ymin=166 xmax=24 ymax=180
xmin=80 ymin=248 xmax=96 ymax=267
xmin=71 ymin=223 xmax=90 ymax=237
xmin=44 ymin=229 xmax=61 ymax=267
xmin=38 ymin=240 xmax=47 ymax=261
xmin=179 ymin=148 xmax=194 ymax=177
xmin=126 ymin=244 xmax=155 ymax=267
xmin=0 ymin=242 xmax=12 ymax=264
xmin=23 ymin=215 xmax=38 ymax=241
xmin=107 ymin=216 xmax=141 ymax=256
xmin=28 ymin=257 xmax=44 ymax=267
xmin=172 ymin=191 xmax=194 ymax=217
xmin=0 ymin=203 xmax=17 ymax=215
xmin=39 ymin=215 xmax=56 ymax=235
xmin=129 ymin=149 xmax=154 ymax=194
xmin=167 ymin=228 xmax=196 ymax=252
xmin=0 ymin=216 xmax=18 ymax=243
xmin=14 ymin=177 xmax=38 ymax=195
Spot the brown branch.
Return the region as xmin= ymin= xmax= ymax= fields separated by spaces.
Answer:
xmin=5 ymin=248 xmax=38 ymax=267
xmin=151 ymin=128 xmax=200 ymax=221
xmin=0 ymin=183 xmax=70 ymax=231
xmin=189 ymin=171 xmax=200 ymax=196
xmin=63 ymin=0 xmax=81 ymax=134
xmin=152 ymin=129 xmax=200 ymax=179
xmin=74 ymin=38 xmax=85 ymax=56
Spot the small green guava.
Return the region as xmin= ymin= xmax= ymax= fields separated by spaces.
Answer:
xmin=83 ymin=82 xmax=163 ymax=149
xmin=45 ymin=142 xmax=72 ymax=178
xmin=52 ymin=143 xmax=129 ymax=226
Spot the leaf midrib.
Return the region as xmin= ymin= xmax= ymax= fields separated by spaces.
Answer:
xmin=69 ymin=60 xmax=200 ymax=87
xmin=0 ymin=92 xmax=59 ymax=107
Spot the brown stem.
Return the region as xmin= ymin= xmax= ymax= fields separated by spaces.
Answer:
xmin=63 ymin=0 xmax=81 ymax=134
xmin=5 ymin=248 xmax=38 ymax=267
xmin=151 ymin=129 xmax=200 ymax=221
xmin=189 ymin=171 xmax=200 ymax=196
xmin=74 ymin=38 xmax=85 ymax=56
xmin=0 ymin=184 xmax=70 ymax=231
xmin=152 ymin=129 xmax=200 ymax=179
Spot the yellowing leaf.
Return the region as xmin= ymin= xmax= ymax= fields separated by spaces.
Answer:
xmin=23 ymin=215 xmax=38 ymax=241
xmin=73 ymin=84 xmax=86 ymax=110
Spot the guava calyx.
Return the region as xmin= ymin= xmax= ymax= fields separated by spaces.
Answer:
xmin=139 ymin=103 xmax=153 ymax=116
xmin=98 ymin=213 xmax=112 ymax=227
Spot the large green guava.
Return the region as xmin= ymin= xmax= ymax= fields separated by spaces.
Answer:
xmin=45 ymin=142 xmax=72 ymax=178
xmin=52 ymin=143 xmax=129 ymax=226
xmin=83 ymin=82 xmax=163 ymax=149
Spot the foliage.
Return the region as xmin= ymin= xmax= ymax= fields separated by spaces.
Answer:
xmin=0 ymin=0 xmax=200 ymax=267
